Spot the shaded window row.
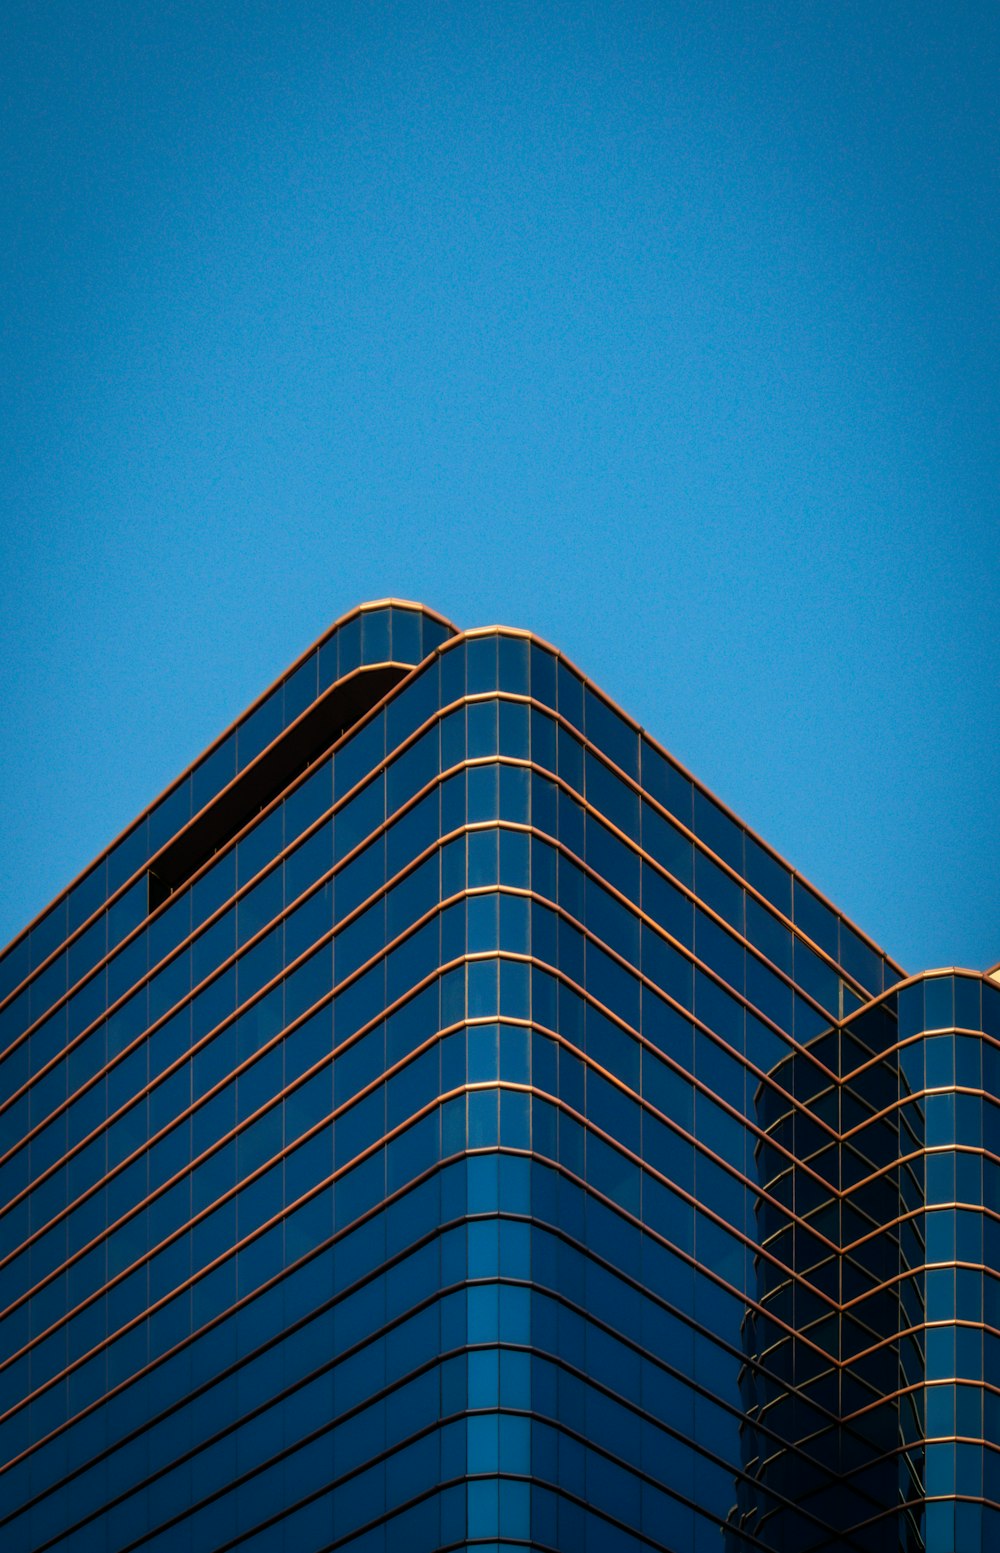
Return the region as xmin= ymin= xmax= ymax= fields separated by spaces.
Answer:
xmin=2 ymin=843 xmax=834 ymax=1305
xmin=1 ymin=622 xmax=891 ymax=1058
xmin=2 ymin=1155 xmax=832 ymax=1551
xmin=0 ymin=605 xmax=453 ymax=1008
xmin=2 ymin=1046 xmax=836 ymax=1456
xmin=2 ymin=677 xmax=860 ymax=1099
xmin=3 ymin=752 xmax=846 ymax=1235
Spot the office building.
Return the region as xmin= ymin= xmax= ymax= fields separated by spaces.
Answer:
xmin=0 ymin=599 xmax=997 ymax=1551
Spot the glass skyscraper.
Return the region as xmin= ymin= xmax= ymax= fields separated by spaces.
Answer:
xmin=1 ymin=598 xmax=996 ymax=1552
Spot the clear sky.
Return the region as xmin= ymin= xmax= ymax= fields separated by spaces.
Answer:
xmin=1 ymin=1 xmax=996 ymax=975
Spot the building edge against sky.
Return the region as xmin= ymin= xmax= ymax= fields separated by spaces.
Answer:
xmin=0 ymin=598 xmax=997 ymax=1551
xmin=0 ymin=599 xmax=904 ymax=989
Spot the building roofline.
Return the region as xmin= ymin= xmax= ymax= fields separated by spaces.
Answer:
xmin=450 ymin=627 xmax=905 ymax=979
xmin=0 ymin=600 xmax=458 ymax=963
xmin=3 ymin=602 xmax=911 ymax=993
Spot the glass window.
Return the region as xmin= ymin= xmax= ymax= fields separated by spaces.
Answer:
xmin=558 ymin=725 xmax=584 ymax=796
xmin=333 ymin=712 xmax=385 ymax=802
xmin=640 ymin=740 xmax=692 ymax=828
xmin=105 ymin=877 xmax=145 ymax=954
xmin=586 ymin=689 xmax=639 ymax=780
xmin=238 ymin=868 xmax=283 ymax=945
xmin=745 ymin=955 xmax=793 ymax=1034
xmin=693 ymin=791 xmax=743 ymax=874
xmin=233 ymin=805 xmax=282 ymax=887
xmin=694 ymin=853 xmax=743 ymax=933
xmin=466 ymin=699 xmax=498 ymax=759
xmin=286 ymin=821 xmax=333 ymax=904
xmin=386 ymin=791 xmax=438 ymax=881
xmin=466 ymin=633 xmax=498 ymax=694
xmin=192 ymin=850 xmax=237 ymax=928
xmin=792 ymin=939 xmax=840 ymax=1014
xmin=642 ymin=926 xmax=693 ymax=1012
xmin=695 ymin=970 xmax=744 ymax=1051
xmin=924 ymin=976 xmax=955 ymax=1032
xmin=389 ymin=605 xmax=423 ymax=666
xmin=338 ymin=614 xmax=361 ymax=676
xmin=642 ymin=802 xmax=692 ymax=887
xmin=467 ymin=764 xmax=498 ymax=822
xmin=695 ymin=911 xmax=744 ymax=994
xmin=68 ymin=914 xmax=107 ymax=986
xmin=284 ymin=651 xmax=319 ymax=723
xmin=925 ymin=1034 xmax=954 ymax=1089
xmin=641 ymin=863 xmax=692 ymax=948
xmin=283 ymin=760 xmax=333 ymax=852
xmin=238 ymin=687 xmax=283 ymax=771
xmin=385 ymin=664 xmax=438 ymax=755
xmin=529 ymin=641 xmax=557 ymax=709
xmin=336 ymin=776 xmax=385 ymax=862
xmin=498 ymin=698 xmax=529 ymax=759
xmin=586 ymin=751 xmax=639 ymax=836
xmin=838 ymin=921 xmax=882 ymax=996
xmin=744 ymin=832 xmax=791 ymax=917
xmin=147 ymin=780 xmax=193 ymax=859
xmin=557 ymin=661 xmax=584 ymax=729
xmin=530 ymin=707 xmax=557 ymax=774
xmin=589 ymin=814 xmax=640 ymax=902
xmin=497 ymin=633 xmax=529 ymax=695
xmin=793 ymin=880 xmax=838 ymax=960
xmin=361 ymin=607 xmax=390 ymax=663
xmin=438 ymin=641 xmax=465 ymax=708
xmin=69 ymin=867 xmax=110 ymax=947
xmin=954 ymin=976 xmax=983 ymax=1034
xmin=317 ymin=625 xmax=340 ymax=693
xmin=192 ymin=736 xmax=236 ymax=816
xmin=745 ymin=896 xmax=792 ymax=975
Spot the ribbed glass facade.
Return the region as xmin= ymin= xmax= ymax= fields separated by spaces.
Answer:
xmin=1 ymin=599 xmax=997 ymax=1551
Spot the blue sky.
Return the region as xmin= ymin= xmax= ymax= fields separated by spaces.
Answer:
xmin=1 ymin=0 xmax=996 ymax=974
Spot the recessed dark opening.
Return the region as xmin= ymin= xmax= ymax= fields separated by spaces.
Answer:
xmin=145 ymin=663 xmax=407 ymax=909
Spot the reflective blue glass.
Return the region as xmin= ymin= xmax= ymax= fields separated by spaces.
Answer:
xmin=0 ymin=609 xmax=977 ymax=1553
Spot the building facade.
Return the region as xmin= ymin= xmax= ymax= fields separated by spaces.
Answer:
xmin=0 ymin=599 xmax=997 ymax=1552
